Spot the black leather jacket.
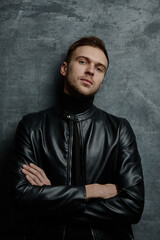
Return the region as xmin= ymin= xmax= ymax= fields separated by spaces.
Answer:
xmin=11 ymin=105 xmax=144 ymax=240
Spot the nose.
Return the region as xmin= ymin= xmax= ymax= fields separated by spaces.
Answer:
xmin=85 ymin=64 xmax=94 ymax=76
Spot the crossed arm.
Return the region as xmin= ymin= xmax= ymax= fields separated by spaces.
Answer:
xmin=22 ymin=163 xmax=119 ymax=200
xmin=13 ymin=118 xmax=144 ymax=224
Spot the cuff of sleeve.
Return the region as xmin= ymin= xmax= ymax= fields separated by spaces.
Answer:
xmin=82 ymin=185 xmax=87 ymax=211
xmin=71 ymin=185 xmax=87 ymax=213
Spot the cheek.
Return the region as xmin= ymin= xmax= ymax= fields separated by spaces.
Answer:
xmin=67 ymin=67 xmax=77 ymax=83
xmin=68 ymin=65 xmax=83 ymax=78
xmin=96 ymin=78 xmax=104 ymax=89
xmin=95 ymin=74 xmax=104 ymax=83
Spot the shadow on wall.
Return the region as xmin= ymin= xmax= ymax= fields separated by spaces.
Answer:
xmin=1 ymin=146 xmax=31 ymax=239
xmin=0 ymin=139 xmax=23 ymax=238
xmin=44 ymin=60 xmax=65 ymax=109
xmin=51 ymin=57 xmax=66 ymax=103
xmin=0 ymin=65 xmax=65 ymax=239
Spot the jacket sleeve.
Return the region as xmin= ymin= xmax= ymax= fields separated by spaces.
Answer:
xmin=10 ymin=117 xmax=86 ymax=216
xmin=83 ymin=119 xmax=144 ymax=225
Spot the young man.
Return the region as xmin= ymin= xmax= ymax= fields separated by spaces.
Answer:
xmin=11 ymin=37 xmax=144 ymax=240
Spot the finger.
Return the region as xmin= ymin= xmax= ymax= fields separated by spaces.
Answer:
xmin=30 ymin=163 xmax=49 ymax=181
xmin=29 ymin=163 xmax=43 ymax=172
xmin=29 ymin=163 xmax=51 ymax=184
xmin=26 ymin=174 xmax=37 ymax=185
xmin=22 ymin=168 xmax=42 ymax=185
xmin=22 ymin=164 xmax=51 ymax=185
xmin=23 ymin=164 xmax=45 ymax=183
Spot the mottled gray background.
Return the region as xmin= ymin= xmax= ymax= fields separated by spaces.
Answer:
xmin=0 ymin=0 xmax=160 ymax=239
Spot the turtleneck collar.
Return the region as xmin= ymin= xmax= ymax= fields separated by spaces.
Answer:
xmin=61 ymin=93 xmax=94 ymax=114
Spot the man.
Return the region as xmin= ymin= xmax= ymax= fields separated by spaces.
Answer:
xmin=11 ymin=36 xmax=144 ymax=240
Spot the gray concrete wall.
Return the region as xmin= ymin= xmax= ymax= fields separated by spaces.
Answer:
xmin=0 ymin=0 xmax=160 ymax=239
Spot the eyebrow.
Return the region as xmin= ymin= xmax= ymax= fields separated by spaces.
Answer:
xmin=75 ymin=56 xmax=107 ymax=71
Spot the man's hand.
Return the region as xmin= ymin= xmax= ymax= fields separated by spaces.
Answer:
xmin=22 ymin=163 xmax=51 ymax=186
xmin=85 ymin=183 xmax=119 ymax=200
xmin=22 ymin=164 xmax=118 ymax=199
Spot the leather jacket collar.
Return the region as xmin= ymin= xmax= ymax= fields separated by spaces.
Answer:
xmin=60 ymin=105 xmax=96 ymax=122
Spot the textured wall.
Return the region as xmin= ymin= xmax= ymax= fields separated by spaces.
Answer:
xmin=0 ymin=0 xmax=160 ymax=239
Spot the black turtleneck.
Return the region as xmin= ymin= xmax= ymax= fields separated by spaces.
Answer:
xmin=61 ymin=93 xmax=94 ymax=114
xmin=61 ymin=93 xmax=93 ymax=240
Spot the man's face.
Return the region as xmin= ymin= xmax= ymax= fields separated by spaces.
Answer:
xmin=60 ymin=46 xmax=108 ymax=98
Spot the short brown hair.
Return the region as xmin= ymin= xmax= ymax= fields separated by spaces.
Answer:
xmin=66 ymin=36 xmax=109 ymax=67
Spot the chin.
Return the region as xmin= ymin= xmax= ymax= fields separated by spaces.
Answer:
xmin=79 ymin=88 xmax=99 ymax=97
xmin=76 ymin=90 xmax=95 ymax=98
xmin=67 ymin=85 xmax=98 ymax=98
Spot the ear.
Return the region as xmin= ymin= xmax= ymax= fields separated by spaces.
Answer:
xmin=60 ymin=62 xmax=68 ymax=76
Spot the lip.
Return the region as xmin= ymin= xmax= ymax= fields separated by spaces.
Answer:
xmin=80 ymin=78 xmax=93 ymax=85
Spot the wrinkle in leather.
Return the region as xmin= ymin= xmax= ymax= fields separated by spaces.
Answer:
xmin=10 ymin=106 xmax=144 ymax=240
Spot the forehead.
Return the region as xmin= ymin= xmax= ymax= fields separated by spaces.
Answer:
xmin=71 ymin=46 xmax=108 ymax=67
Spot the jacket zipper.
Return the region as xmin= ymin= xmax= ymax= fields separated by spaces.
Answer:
xmin=68 ymin=117 xmax=74 ymax=185
xmin=90 ymin=227 xmax=96 ymax=240
xmin=66 ymin=116 xmax=96 ymax=240
xmin=78 ymin=121 xmax=95 ymax=240
xmin=63 ymin=114 xmax=74 ymax=240
xmin=77 ymin=121 xmax=85 ymax=184
xmin=62 ymin=225 xmax=66 ymax=240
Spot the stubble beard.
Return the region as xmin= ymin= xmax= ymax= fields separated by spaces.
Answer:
xmin=64 ymin=77 xmax=99 ymax=99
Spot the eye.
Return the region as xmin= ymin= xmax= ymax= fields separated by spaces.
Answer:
xmin=96 ymin=67 xmax=103 ymax=72
xmin=79 ymin=59 xmax=87 ymax=65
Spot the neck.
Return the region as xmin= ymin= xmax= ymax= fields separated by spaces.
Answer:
xmin=61 ymin=93 xmax=94 ymax=114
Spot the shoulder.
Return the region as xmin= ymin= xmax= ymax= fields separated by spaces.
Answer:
xmin=17 ymin=107 xmax=56 ymax=131
xmin=93 ymin=105 xmax=129 ymax=125
xmin=93 ymin=105 xmax=135 ymax=138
